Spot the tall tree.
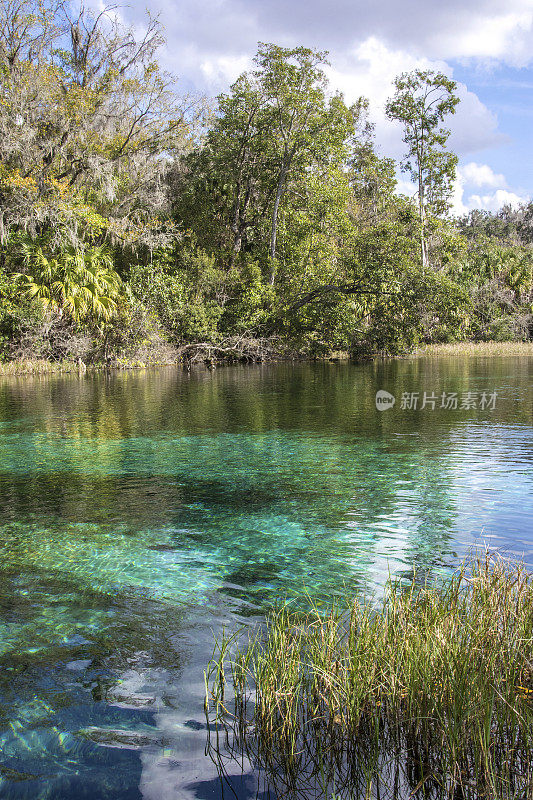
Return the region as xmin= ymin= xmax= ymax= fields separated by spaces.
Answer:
xmin=173 ymin=72 xmax=276 ymax=267
xmin=0 ymin=0 xmax=202 ymax=247
xmin=254 ymin=44 xmax=364 ymax=282
xmin=174 ymin=43 xmax=365 ymax=284
xmin=386 ymin=69 xmax=459 ymax=268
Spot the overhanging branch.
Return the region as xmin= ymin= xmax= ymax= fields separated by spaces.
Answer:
xmin=288 ymin=280 xmax=394 ymax=312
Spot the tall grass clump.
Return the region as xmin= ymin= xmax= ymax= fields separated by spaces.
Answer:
xmin=414 ymin=342 xmax=533 ymax=357
xmin=205 ymin=554 xmax=533 ymax=799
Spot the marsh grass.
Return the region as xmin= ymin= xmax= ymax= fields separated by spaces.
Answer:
xmin=205 ymin=554 xmax=533 ymax=799
xmin=413 ymin=342 xmax=533 ymax=358
xmin=0 ymin=359 xmax=82 ymax=375
xmin=0 ymin=357 xmax=175 ymax=375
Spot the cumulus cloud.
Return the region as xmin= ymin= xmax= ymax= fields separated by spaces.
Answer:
xmin=199 ymin=54 xmax=253 ymax=88
xmin=468 ymin=189 xmax=528 ymax=212
xmin=450 ymin=163 xmax=529 ymax=215
xmin=459 ymin=163 xmax=507 ymax=188
xmin=395 ymin=178 xmax=418 ymax=199
xmin=115 ymin=0 xmax=533 ymax=87
xmin=107 ymin=0 xmax=526 ymax=155
xmin=432 ymin=4 xmax=533 ymax=66
xmin=326 ymin=38 xmax=502 ymax=160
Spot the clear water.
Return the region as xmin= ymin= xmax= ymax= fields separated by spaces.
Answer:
xmin=0 ymin=357 xmax=531 ymax=799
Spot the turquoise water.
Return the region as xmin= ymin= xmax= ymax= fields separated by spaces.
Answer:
xmin=0 ymin=357 xmax=532 ymax=798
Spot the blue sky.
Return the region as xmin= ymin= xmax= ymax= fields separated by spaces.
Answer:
xmin=451 ymin=62 xmax=533 ymax=197
xmin=103 ymin=0 xmax=533 ymax=214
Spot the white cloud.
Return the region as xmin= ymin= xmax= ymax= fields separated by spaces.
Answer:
xmin=88 ymin=0 xmax=532 ymax=208
xmin=136 ymin=0 xmax=533 ymax=77
xmin=451 ymin=163 xmax=529 ymax=215
xmin=468 ymin=188 xmax=528 ymax=212
xmin=459 ymin=162 xmax=507 ymax=188
xmin=115 ymin=0 xmax=533 ymax=96
xmin=450 ymin=178 xmax=469 ymax=217
xmin=396 ymin=168 xmax=528 ymax=216
xmin=395 ymin=178 xmax=418 ymax=201
xmin=447 ymin=87 xmax=502 ymax=155
xmin=199 ymin=54 xmax=253 ymax=88
xmin=432 ymin=4 xmax=533 ymax=65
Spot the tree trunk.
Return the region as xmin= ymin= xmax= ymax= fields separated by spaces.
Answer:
xmin=230 ymin=232 xmax=242 ymax=268
xmin=418 ymin=172 xmax=428 ymax=269
xmin=269 ymin=164 xmax=289 ymax=285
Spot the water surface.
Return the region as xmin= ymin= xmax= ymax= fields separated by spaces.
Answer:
xmin=0 ymin=357 xmax=532 ymax=798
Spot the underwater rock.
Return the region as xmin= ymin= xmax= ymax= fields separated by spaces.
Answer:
xmin=77 ymin=727 xmax=166 ymax=750
xmin=106 ymin=691 xmax=157 ymax=708
xmin=0 ymin=765 xmax=40 ymax=781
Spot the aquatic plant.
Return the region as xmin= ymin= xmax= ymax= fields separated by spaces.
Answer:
xmin=206 ymin=553 xmax=533 ymax=799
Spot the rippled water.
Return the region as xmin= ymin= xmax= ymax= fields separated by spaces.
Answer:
xmin=0 ymin=357 xmax=531 ymax=798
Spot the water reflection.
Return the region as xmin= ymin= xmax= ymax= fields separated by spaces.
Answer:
xmin=0 ymin=358 xmax=531 ymax=797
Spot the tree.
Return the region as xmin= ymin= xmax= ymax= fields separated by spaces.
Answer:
xmin=0 ymin=0 xmax=202 ymax=248
xmin=458 ymin=202 xmax=533 ymax=246
xmin=174 ymin=43 xmax=365 ymax=284
xmin=172 ymin=72 xmax=276 ymax=267
xmin=349 ymin=140 xmax=398 ymax=227
xmin=254 ymin=44 xmax=365 ymax=282
xmin=386 ymin=69 xmax=459 ymax=268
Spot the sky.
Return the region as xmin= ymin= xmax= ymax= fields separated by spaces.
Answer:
xmin=105 ymin=0 xmax=533 ymax=215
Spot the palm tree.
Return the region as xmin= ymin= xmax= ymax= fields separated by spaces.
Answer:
xmin=14 ymin=237 xmax=122 ymax=324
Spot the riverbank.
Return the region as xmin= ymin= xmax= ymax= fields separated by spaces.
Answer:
xmin=0 ymin=340 xmax=531 ymax=375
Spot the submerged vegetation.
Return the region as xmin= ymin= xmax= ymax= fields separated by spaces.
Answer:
xmin=0 ymin=0 xmax=532 ymax=365
xmin=206 ymin=554 xmax=533 ymax=799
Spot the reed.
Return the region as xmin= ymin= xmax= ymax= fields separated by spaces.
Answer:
xmin=413 ymin=341 xmax=533 ymax=357
xmin=0 ymin=359 xmax=80 ymax=375
xmin=206 ymin=553 xmax=533 ymax=799
xmin=0 ymin=357 xmax=172 ymax=375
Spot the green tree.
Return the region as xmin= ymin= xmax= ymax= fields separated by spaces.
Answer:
xmin=0 ymin=0 xmax=201 ymax=247
xmin=386 ymin=69 xmax=459 ymax=268
xmin=174 ymin=43 xmax=365 ymax=284
xmin=349 ymin=140 xmax=398 ymax=227
xmin=254 ymin=44 xmax=364 ymax=281
xmin=172 ymin=72 xmax=275 ymax=267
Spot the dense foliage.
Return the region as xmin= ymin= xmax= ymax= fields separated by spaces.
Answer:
xmin=1 ymin=0 xmax=531 ymax=365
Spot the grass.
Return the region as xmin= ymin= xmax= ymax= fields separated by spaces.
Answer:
xmin=205 ymin=553 xmax=533 ymax=799
xmin=413 ymin=341 xmax=533 ymax=358
xmin=0 ymin=359 xmax=83 ymax=375
xmin=0 ymin=357 xmax=178 ymax=375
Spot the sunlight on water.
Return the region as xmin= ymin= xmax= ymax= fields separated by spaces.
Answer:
xmin=0 ymin=358 xmax=531 ymax=798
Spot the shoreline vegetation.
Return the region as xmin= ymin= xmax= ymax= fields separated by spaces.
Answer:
xmin=206 ymin=553 xmax=533 ymax=800
xmin=0 ymin=340 xmax=531 ymax=376
xmin=410 ymin=340 xmax=533 ymax=357
xmin=1 ymin=2 xmax=532 ymax=372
